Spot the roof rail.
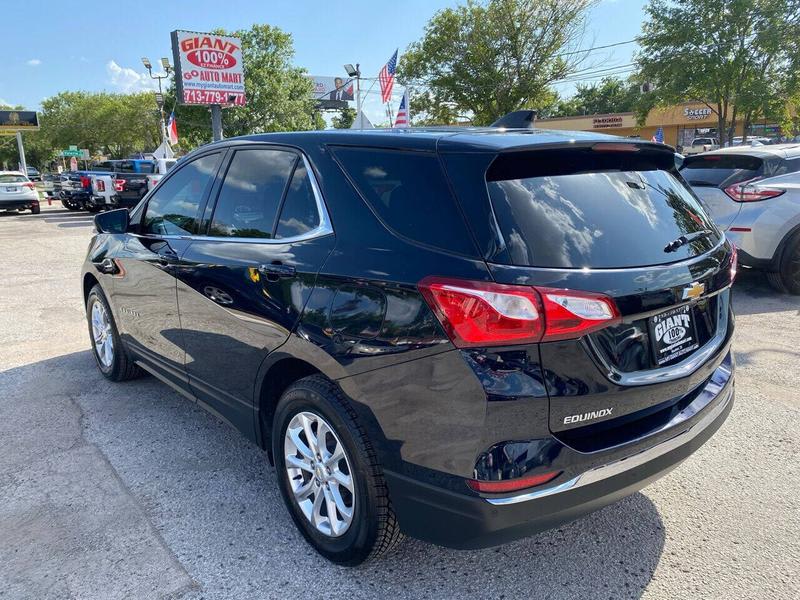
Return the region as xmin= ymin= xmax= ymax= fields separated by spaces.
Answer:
xmin=490 ymin=110 xmax=538 ymax=129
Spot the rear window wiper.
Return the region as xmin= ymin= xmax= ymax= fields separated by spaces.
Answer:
xmin=664 ymin=229 xmax=714 ymax=253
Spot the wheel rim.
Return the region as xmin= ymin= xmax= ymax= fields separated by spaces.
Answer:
xmin=283 ymin=411 xmax=355 ymax=537
xmin=91 ymin=301 xmax=114 ymax=368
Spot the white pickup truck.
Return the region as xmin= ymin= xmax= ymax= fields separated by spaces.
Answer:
xmin=684 ymin=137 xmax=720 ymax=155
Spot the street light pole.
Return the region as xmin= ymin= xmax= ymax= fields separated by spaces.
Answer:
xmin=344 ymin=63 xmax=362 ymax=130
xmin=142 ymin=57 xmax=173 ymax=146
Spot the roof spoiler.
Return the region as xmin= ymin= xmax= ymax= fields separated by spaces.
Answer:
xmin=490 ymin=110 xmax=537 ymax=129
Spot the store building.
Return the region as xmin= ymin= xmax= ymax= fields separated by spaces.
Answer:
xmin=537 ymin=102 xmax=752 ymax=149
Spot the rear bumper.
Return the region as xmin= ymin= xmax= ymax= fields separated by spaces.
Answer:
xmin=0 ymin=198 xmax=38 ymax=209
xmin=385 ymin=355 xmax=734 ymax=549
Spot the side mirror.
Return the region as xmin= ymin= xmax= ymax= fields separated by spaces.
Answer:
xmin=94 ymin=208 xmax=129 ymax=234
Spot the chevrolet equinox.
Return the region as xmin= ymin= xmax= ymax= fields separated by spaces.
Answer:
xmin=82 ymin=128 xmax=736 ymax=565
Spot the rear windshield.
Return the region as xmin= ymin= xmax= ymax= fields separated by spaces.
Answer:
xmin=487 ymin=151 xmax=720 ymax=269
xmin=692 ymin=138 xmax=715 ymax=145
xmin=680 ymin=154 xmax=764 ymax=187
xmin=0 ymin=174 xmax=27 ymax=183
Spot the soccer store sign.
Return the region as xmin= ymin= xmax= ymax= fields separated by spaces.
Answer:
xmin=171 ymin=30 xmax=246 ymax=106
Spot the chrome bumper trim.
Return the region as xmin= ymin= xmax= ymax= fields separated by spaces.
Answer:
xmin=485 ymin=379 xmax=733 ymax=506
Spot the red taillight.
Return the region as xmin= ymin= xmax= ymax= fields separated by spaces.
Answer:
xmin=114 ymin=179 xmax=125 ymax=192
xmin=23 ymin=182 xmax=35 ymax=190
xmin=467 ymin=471 xmax=561 ymax=493
xmin=418 ymin=277 xmax=620 ymax=348
xmin=80 ymin=176 xmax=90 ymax=188
xmin=95 ymin=179 xmax=105 ymax=192
xmin=730 ymin=244 xmax=738 ymax=283
xmin=724 ymin=180 xmax=785 ymax=202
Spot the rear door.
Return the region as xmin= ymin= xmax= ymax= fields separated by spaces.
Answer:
xmin=175 ymin=146 xmax=335 ymax=432
xmin=449 ymin=143 xmax=735 ymax=436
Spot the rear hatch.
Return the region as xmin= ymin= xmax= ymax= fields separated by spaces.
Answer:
xmin=473 ymin=143 xmax=734 ymax=440
xmin=679 ymin=152 xmax=775 ymax=228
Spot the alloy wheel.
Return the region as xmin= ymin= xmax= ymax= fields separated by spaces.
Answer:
xmin=283 ymin=411 xmax=355 ymax=537
xmin=91 ymin=301 xmax=114 ymax=368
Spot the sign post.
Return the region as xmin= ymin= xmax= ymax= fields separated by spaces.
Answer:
xmin=1 ymin=110 xmax=39 ymax=174
xmin=171 ymin=30 xmax=246 ymax=141
xmin=16 ymin=132 xmax=27 ymax=175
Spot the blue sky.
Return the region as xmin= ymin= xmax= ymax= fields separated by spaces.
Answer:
xmin=1 ymin=0 xmax=646 ymax=123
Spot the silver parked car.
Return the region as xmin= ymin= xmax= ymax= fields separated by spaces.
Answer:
xmin=680 ymin=144 xmax=800 ymax=294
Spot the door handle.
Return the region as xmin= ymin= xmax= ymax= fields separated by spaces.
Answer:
xmin=259 ymin=262 xmax=296 ymax=278
xmin=157 ymin=248 xmax=179 ymax=266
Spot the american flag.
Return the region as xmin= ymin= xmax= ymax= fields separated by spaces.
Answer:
xmin=393 ymin=90 xmax=409 ymax=128
xmin=379 ymin=49 xmax=398 ymax=103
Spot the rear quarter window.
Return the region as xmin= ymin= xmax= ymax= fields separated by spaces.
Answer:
xmin=333 ymin=147 xmax=476 ymax=256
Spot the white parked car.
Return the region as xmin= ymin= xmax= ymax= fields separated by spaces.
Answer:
xmin=0 ymin=171 xmax=40 ymax=214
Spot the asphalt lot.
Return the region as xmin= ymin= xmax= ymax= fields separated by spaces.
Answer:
xmin=1 ymin=204 xmax=798 ymax=600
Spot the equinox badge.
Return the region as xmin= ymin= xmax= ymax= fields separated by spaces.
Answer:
xmin=564 ymin=408 xmax=614 ymax=425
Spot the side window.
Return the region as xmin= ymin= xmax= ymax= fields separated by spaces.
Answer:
xmin=333 ymin=147 xmax=475 ymax=255
xmin=209 ymin=149 xmax=296 ymax=239
xmin=275 ymin=161 xmax=321 ymax=239
xmin=142 ymin=152 xmax=220 ymax=236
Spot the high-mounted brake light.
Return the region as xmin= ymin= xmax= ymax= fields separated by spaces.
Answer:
xmin=591 ymin=142 xmax=640 ymax=153
xmin=724 ymin=179 xmax=785 ymax=202
xmin=418 ymin=277 xmax=620 ymax=348
xmin=467 ymin=470 xmax=561 ymax=493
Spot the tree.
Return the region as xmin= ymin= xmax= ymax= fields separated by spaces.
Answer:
xmin=171 ymin=24 xmax=321 ymax=150
xmin=38 ymin=91 xmax=160 ymax=158
xmin=542 ymin=77 xmax=642 ymax=117
xmin=399 ymin=0 xmax=598 ymax=126
xmin=637 ymin=0 xmax=800 ymax=145
xmin=332 ymin=106 xmax=357 ymax=129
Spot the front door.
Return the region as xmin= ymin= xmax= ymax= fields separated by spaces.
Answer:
xmin=114 ymin=151 xmax=224 ymax=382
xmin=174 ymin=147 xmax=335 ymax=433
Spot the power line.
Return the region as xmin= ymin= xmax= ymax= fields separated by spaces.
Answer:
xmin=553 ymin=39 xmax=638 ymax=58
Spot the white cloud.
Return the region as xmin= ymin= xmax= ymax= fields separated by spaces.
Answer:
xmin=106 ymin=60 xmax=158 ymax=93
xmin=26 ymin=59 xmax=41 ymax=66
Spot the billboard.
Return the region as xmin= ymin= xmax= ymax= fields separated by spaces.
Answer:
xmin=0 ymin=110 xmax=39 ymax=134
xmin=171 ymin=30 xmax=246 ymax=106
xmin=309 ymin=76 xmax=355 ymax=102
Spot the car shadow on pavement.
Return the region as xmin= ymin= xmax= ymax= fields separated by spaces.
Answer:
xmin=2 ymin=350 xmax=667 ymax=600
xmin=731 ymin=269 xmax=800 ymax=316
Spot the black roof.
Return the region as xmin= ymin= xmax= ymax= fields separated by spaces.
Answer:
xmin=216 ymin=127 xmax=673 ymax=154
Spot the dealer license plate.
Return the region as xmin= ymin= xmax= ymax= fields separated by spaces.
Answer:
xmin=6 ymin=186 xmax=18 ymax=192
xmin=649 ymin=304 xmax=699 ymax=366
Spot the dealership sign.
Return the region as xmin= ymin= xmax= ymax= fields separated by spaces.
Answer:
xmin=684 ymin=107 xmax=713 ymax=120
xmin=171 ymin=30 xmax=246 ymax=106
xmin=0 ymin=110 xmax=39 ymax=134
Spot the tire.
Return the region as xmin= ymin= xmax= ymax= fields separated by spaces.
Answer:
xmin=30 ymin=204 xmax=40 ymax=214
xmin=272 ymin=375 xmax=403 ymax=565
xmin=63 ymin=200 xmax=80 ymax=211
xmin=86 ymin=284 xmax=141 ymax=381
xmin=766 ymin=233 xmax=800 ymax=295
xmin=86 ymin=205 xmax=102 ymax=213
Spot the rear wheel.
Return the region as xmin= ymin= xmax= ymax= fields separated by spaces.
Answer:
xmin=272 ymin=375 xmax=403 ymax=565
xmin=86 ymin=285 xmax=141 ymax=381
xmin=30 ymin=204 xmax=40 ymax=214
xmin=767 ymin=233 xmax=800 ymax=295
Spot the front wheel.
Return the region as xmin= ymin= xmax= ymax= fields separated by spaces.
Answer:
xmin=86 ymin=285 xmax=141 ymax=381
xmin=272 ymin=375 xmax=403 ymax=565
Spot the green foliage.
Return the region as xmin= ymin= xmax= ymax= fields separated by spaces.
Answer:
xmin=637 ymin=0 xmax=800 ymax=144
xmin=332 ymin=106 xmax=357 ymax=129
xmin=171 ymin=23 xmax=319 ymax=150
xmin=542 ymin=77 xmax=642 ymax=117
xmin=399 ymin=0 xmax=598 ymax=126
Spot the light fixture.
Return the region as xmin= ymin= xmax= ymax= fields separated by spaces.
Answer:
xmin=141 ymin=57 xmax=152 ymax=70
xmin=160 ymin=57 xmax=171 ymax=71
xmin=344 ymin=63 xmax=359 ymax=77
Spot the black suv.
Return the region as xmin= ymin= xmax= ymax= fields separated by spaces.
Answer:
xmin=82 ymin=128 xmax=736 ymax=565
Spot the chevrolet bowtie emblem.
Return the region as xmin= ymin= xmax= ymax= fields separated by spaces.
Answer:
xmin=682 ymin=281 xmax=705 ymax=300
